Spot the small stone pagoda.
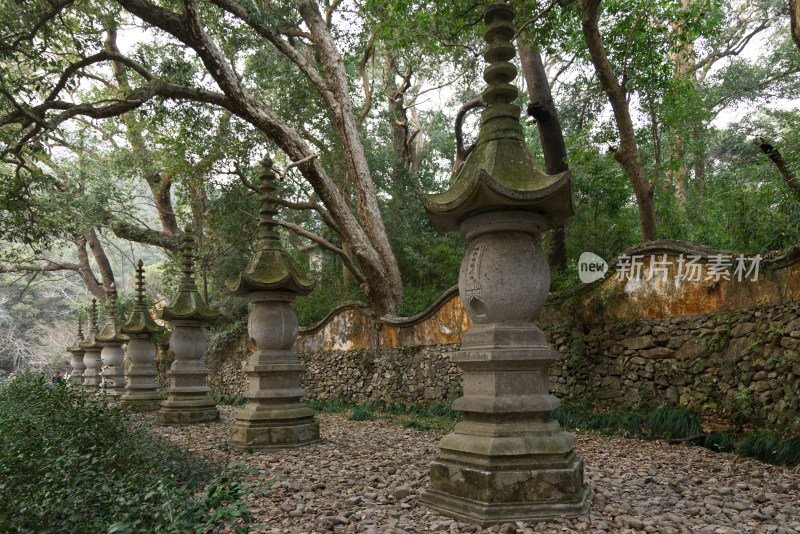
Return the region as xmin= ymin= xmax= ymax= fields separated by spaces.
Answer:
xmin=97 ymin=285 xmax=127 ymax=397
xmin=227 ymin=155 xmax=319 ymax=450
xmin=120 ymin=260 xmax=164 ymax=412
xmin=80 ymin=299 xmax=103 ymax=387
xmin=66 ymin=317 xmax=85 ymax=385
xmin=418 ymin=3 xmax=591 ymax=524
xmin=157 ymin=227 xmax=220 ymax=425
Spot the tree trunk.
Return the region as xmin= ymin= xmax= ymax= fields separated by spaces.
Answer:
xmin=385 ymin=55 xmax=415 ymax=182
xmin=579 ymin=0 xmax=657 ymax=241
xmin=73 ymin=237 xmax=106 ymax=300
xmin=756 ymin=138 xmax=800 ymax=200
xmin=84 ymin=228 xmax=116 ymax=299
xmin=297 ymin=0 xmax=403 ymax=311
xmin=518 ymin=40 xmax=569 ymax=270
xmin=665 ymin=0 xmax=695 ymax=208
xmin=791 ymin=0 xmax=800 ymax=54
xmin=106 ymin=26 xmax=180 ymax=237
xmin=113 ymin=0 xmax=404 ymax=316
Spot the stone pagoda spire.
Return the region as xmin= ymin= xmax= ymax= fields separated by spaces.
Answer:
xmin=157 ymin=226 xmax=220 ymax=425
xmin=97 ymin=285 xmax=127 ymax=397
xmin=227 ymin=154 xmax=319 ymax=449
xmin=80 ymin=299 xmax=103 ymax=387
xmin=120 ymin=260 xmax=165 ymax=412
xmin=418 ymin=3 xmax=590 ymax=524
xmin=66 ymin=316 xmax=86 ymax=386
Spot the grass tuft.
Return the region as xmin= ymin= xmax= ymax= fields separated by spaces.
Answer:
xmin=703 ymin=430 xmax=737 ymax=453
xmin=349 ymin=407 xmax=375 ymax=421
xmin=644 ymin=407 xmax=703 ymax=439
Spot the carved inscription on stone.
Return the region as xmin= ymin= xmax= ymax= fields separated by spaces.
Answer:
xmin=465 ymin=243 xmax=488 ymax=318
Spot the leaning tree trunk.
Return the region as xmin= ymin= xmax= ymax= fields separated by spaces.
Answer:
xmin=518 ymin=40 xmax=569 ymax=270
xmin=113 ymin=0 xmax=404 ymax=316
xmin=297 ymin=0 xmax=404 ymax=310
xmin=791 ymin=0 xmax=800 ymax=54
xmin=85 ymin=227 xmax=116 ymax=299
xmin=580 ymin=0 xmax=658 ymax=242
xmin=756 ymin=138 xmax=800 ymax=201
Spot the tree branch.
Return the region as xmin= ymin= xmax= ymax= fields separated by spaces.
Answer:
xmin=452 ymin=96 xmax=486 ymax=177
xmin=273 ymin=220 xmax=365 ymax=284
xmin=755 ymin=137 xmax=800 ymax=200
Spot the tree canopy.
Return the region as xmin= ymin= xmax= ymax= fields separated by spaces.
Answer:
xmin=1 ymin=0 xmax=799 ymax=366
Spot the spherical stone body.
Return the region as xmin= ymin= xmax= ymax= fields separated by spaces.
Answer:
xmin=169 ymin=323 xmax=206 ymax=361
xmin=70 ymin=353 xmax=85 ymax=373
xmin=127 ymin=336 xmax=156 ymax=364
xmin=248 ymin=296 xmax=298 ymax=351
xmin=458 ymin=231 xmax=549 ymax=324
xmin=101 ymin=344 xmax=125 ymax=367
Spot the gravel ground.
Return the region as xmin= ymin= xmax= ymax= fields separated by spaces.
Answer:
xmin=141 ymin=407 xmax=800 ymax=534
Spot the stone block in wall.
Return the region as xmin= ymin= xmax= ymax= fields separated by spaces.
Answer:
xmin=781 ymin=337 xmax=800 ymax=350
xmin=674 ymin=338 xmax=706 ymax=360
xmin=786 ymin=318 xmax=800 ymax=333
xmin=641 ymin=346 xmax=675 ymax=359
xmin=622 ymin=336 xmax=654 ymax=350
xmin=731 ymin=322 xmax=756 ymax=337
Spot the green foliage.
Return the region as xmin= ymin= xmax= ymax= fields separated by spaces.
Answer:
xmin=401 ymin=420 xmax=432 ymax=431
xmin=304 ymin=397 xmax=462 ymax=432
xmin=303 ymin=398 xmax=355 ymax=413
xmin=738 ymin=431 xmax=800 ymax=467
xmin=644 ymin=407 xmax=704 ymax=439
xmin=555 ymin=397 xmax=800 ymax=467
xmin=703 ymin=429 xmax=737 ymax=453
xmin=348 ymin=407 xmax=375 ymax=421
xmin=0 ymin=372 xmax=252 ymax=533
xmin=292 ymin=269 xmax=367 ymax=327
xmin=553 ymin=400 xmax=701 ymax=439
xmin=211 ymin=394 xmax=248 ymax=407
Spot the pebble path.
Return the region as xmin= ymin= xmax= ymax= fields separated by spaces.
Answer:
xmin=142 ymin=407 xmax=800 ymax=533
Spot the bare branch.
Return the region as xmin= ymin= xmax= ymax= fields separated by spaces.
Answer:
xmin=279 ymin=153 xmax=319 ymax=180
xmin=273 ymin=220 xmax=365 ymax=284
xmin=452 ymin=96 xmax=486 ymax=177
xmin=357 ymin=32 xmax=376 ymax=124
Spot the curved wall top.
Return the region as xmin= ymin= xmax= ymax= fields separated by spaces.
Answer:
xmin=295 ymin=241 xmax=800 ymax=351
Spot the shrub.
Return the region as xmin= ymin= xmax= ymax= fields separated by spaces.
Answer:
xmin=703 ymin=430 xmax=737 ymax=453
xmin=0 ymin=373 xmax=251 ymax=533
xmin=303 ymin=398 xmax=354 ymax=413
xmin=644 ymin=407 xmax=703 ymax=439
xmin=349 ymin=407 xmax=374 ymax=421
xmin=402 ymin=420 xmax=431 ymax=431
xmin=738 ymin=431 xmax=800 ymax=467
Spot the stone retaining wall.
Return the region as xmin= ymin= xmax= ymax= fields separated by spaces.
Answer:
xmin=547 ymin=300 xmax=800 ymax=429
xmin=153 ymin=240 xmax=800 ymax=430
xmin=184 ymin=299 xmax=799 ymax=430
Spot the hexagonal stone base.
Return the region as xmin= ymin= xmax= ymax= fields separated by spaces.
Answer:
xmin=230 ymin=420 xmax=320 ymax=450
xmin=420 ymin=451 xmax=591 ymax=526
xmin=119 ymin=397 xmax=163 ymax=412
xmin=157 ymin=398 xmax=219 ymax=426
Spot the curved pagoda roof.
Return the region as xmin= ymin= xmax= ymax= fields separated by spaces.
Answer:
xmin=160 ymin=226 xmax=218 ymax=323
xmin=227 ymin=155 xmax=315 ymax=297
xmin=66 ymin=317 xmax=85 ymax=354
xmin=421 ymin=3 xmax=574 ymax=234
xmin=122 ymin=259 xmax=165 ymax=336
xmin=80 ymin=299 xmax=103 ymax=350
xmin=97 ymin=286 xmax=128 ymax=343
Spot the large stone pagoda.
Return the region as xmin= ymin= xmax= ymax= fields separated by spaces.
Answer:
xmin=227 ymin=155 xmax=319 ymax=450
xmin=80 ymin=299 xmax=103 ymax=387
xmin=66 ymin=317 xmax=85 ymax=385
xmin=120 ymin=260 xmax=165 ymax=412
xmin=157 ymin=227 xmax=220 ymax=425
xmin=418 ymin=3 xmax=591 ymax=524
xmin=97 ymin=285 xmax=127 ymax=397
